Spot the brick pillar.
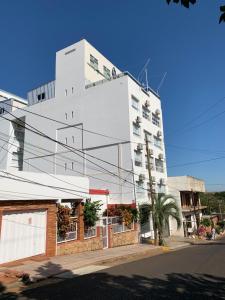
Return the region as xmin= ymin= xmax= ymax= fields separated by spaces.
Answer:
xmin=77 ymin=202 xmax=84 ymax=241
xmin=46 ymin=204 xmax=57 ymax=257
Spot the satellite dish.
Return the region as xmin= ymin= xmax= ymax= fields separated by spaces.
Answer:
xmin=112 ymin=67 xmax=117 ymax=79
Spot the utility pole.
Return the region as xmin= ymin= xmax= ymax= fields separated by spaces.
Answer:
xmin=145 ymin=133 xmax=157 ymax=245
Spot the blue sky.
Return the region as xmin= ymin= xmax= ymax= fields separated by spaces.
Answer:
xmin=0 ymin=0 xmax=225 ymax=191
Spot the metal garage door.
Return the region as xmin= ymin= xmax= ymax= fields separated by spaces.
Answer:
xmin=0 ymin=210 xmax=47 ymax=264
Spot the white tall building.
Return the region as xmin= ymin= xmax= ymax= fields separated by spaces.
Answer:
xmin=0 ymin=39 xmax=167 ymax=209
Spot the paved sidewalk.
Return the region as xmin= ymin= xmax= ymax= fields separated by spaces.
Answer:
xmin=0 ymin=244 xmax=162 ymax=283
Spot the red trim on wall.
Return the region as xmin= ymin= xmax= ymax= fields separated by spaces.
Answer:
xmin=89 ymin=189 xmax=109 ymax=195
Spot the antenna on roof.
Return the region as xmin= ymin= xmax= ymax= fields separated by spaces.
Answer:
xmin=157 ymin=72 xmax=167 ymax=95
xmin=137 ymin=58 xmax=151 ymax=89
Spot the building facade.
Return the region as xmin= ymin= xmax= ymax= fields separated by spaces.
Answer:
xmin=168 ymin=176 xmax=206 ymax=237
xmin=0 ymin=39 xmax=168 ymax=238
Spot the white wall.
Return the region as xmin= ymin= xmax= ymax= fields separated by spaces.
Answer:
xmin=0 ymin=170 xmax=89 ymax=201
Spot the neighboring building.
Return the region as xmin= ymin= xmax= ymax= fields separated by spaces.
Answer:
xmin=168 ymin=176 xmax=206 ymax=237
xmin=0 ymin=171 xmax=89 ymax=264
xmin=0 ymin=90 xmax=27 ymax=171
xmin=0 ymin=39 xmax=167 ymax=220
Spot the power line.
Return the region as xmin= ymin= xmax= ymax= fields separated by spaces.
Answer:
xmin=1 ymin=110 xmax=147 ymax=192
xmin=168 ymin=155 xmax=225 ymax=169
xmin=3 ymin=100 xmax=141 ymax=144
xmin=0 ymin=171 xmax=88 ymax=198
xmin=3 ymin=108 xmax=143 ymax=182
xmin=167 ymin=96 xmax=225 ymax=137
xmin=0 ymin=133 xmax=135 ymax=193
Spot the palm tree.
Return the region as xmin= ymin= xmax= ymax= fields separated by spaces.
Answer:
xmin=153 ymin=194 xmax=181 ymax=246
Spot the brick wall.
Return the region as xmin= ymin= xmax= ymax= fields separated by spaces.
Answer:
xmin=109 ymin=223 xmax=139 ymax=248
xmin=0 ymin=200 xmax=57 ymax=258
xmin=57 ymin=226 xmax=103 ymax=255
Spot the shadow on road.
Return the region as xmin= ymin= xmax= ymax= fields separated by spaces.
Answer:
xmin=9 ymin=271 xmax=224 ymax=300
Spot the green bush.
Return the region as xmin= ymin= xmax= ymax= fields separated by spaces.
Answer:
xmin=215 ymin=226 xmax=221 ymax=234
xmin=200 ymin=218 xmax=211 ymax=227
xmin=218 ymin=221 xmax=225 ymax=229
xmin=83 ymin=200 xmax=102 ymax=227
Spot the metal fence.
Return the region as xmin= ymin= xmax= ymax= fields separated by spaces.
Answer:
xmin=57 ymin=221 xmax=77 ymax=243
xmin=108 ymin=216 xmax=134 ymax=234
xmin=84 ymin=226 xmax=97 ymax=239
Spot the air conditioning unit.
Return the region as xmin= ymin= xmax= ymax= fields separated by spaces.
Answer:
xmin=139 ymin=174 xmax=145 ymax=182
xmin=158 ymin=153 xmax=164 ymax=160
xmin=148 ymin=149 xmax=154 ymax=156
xmin=136 ymin=116 xmax=142 ymax=124
xmin=157 ymin=130 xmax=162 ymax=137
xmin=145 ymin=100 xmax=150 ymax=108
xmin=137 ymin=143 xmax=143 ymax=151
xmin=155 ymin=109 xmax=160 ymax=115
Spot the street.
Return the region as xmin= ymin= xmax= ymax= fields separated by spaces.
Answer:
xmin=1 ymin=238 xmax=225 ymax=300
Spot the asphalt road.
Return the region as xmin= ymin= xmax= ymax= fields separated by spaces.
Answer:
xmin=1 ymin=238 xmax=225 ymax=300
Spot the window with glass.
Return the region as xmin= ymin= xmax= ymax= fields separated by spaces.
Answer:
xmin=145 ymin=155 xmax=154 ymax=170
xmin=133 ymin=122 xmax=141 ymax=136
xmin=152 ymin=113 xmax=160 ymax=127
xmin=90 ymin=54 xmax=98 ymax=70
xmin=131 ymin=95 xmax=139 ymax=110
xmin=155 ymin=158 xmax=164 ymax=173
xmin=134 ymin=150 xmax=142 ymax=167
xmin=103 ymin=66 xmax=111 ymax=79
xmin=142 ymin=106 xmax=150 ymax=120
xmin=144 ymin=130 xmax=152 ymax=143
xmin=154 ymin=136 xmax=162 ymax=148
xmin=136 ymin=181 xmax=145 ymax=195
xmin=158 ymin=184 xmax=166 ymax=194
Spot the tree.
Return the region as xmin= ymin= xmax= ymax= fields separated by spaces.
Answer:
xmin=166 ymin=0 xmax=225 ymax=23
xmin=83 ymin=200 xmax=102 ymax=227
xmin=153 ymin=194 xmax=181 ymax=245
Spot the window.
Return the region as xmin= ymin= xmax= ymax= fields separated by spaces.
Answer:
xmin=136 ymin=181 xmax=145 ymax=196
xmin=134 ymin=150 xmax=142 ymax=167
xmin=65 ymin=113 xmax=68 ymax=120
xmin=65 ymin=162 xmax=67 ymax=171
xmin=71 ymin=162 xmax=74 ymax=170
xmin=133 ymin=122 xmax=140 ymax=136
xmin=72 ymin=111 xmax=74 ymax=118
xmin=142 ymin=106 xmax=150 ymax=120
xmin=103 ymin=66 xmax=111 ymax=79
xmin=37 ymin=94 xmax=41 ymax=101
xmin=65 ymin=137 xmax=68 ymax=144
xmin=131 ymin=95 xmax=139 ymax=110
xmin=0 ymin=107 xmax=5 ymax=114
xmin=72 ymin=136 xmax=75 ymax=143
xmin=144 ymin=130 xmax=152 ymax=143
xmin=158 ymin=184 xmax=166 ymax=194
xmin=154 ymin=136 xmax=162 ymax=148
xmin=72 ymin=87 xmax=74 ymax=94
xmin=145 ymin=155 xmax=154 ymax=170
xmin=90 ymin=54 xmax=98 ymax=70
xmin=152 ymin=113 xmax=160 ymax=127
xmin=155 ymin=158 xmax=164 ymax=173
xmin=65 ymin=89 xmax=68 ymax=96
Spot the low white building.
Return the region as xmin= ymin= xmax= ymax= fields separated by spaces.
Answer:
xmin=168 ymin=176 xmax=206 ymax=237
xmin=0 ymin=170 xmax=89 ymax=264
